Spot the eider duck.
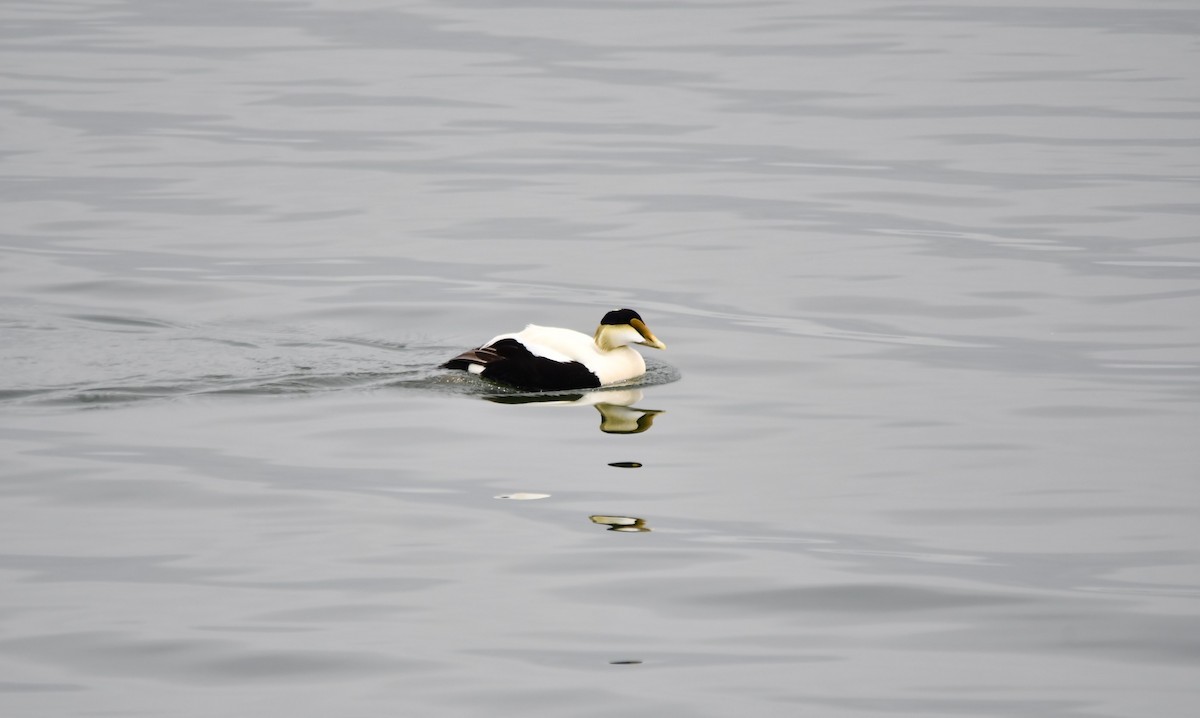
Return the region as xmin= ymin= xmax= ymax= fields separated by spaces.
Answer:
xmin=443 ymin=308 xmax=666 ymax=391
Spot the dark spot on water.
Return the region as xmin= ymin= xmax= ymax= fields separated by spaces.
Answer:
xmin=608 ymin=461 xmax=643 ymax=468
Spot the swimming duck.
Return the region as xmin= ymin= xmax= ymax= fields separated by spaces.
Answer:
xmin=443 ymin=308 xmax=666 ymax=391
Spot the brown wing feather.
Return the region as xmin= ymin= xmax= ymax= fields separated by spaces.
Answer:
xmin=442 ymin=345 xmax=504 ymax=370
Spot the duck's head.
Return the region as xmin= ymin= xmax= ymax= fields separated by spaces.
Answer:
xmin=594 ymin=308 xmax=667 ymax=351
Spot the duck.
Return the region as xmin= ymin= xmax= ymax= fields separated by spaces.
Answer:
xmin=443 ymin=308 xmax=666 ymax=391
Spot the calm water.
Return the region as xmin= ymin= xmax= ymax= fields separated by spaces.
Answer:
xmin=3 ymin=1 xmax=1199 ymax=716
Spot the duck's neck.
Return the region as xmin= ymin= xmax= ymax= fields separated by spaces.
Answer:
xmin=594 ymin=324 xmax=639 ymax=351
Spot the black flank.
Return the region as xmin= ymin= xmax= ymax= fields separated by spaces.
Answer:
xmin=443 ymin=338 xmax=601 ymax=391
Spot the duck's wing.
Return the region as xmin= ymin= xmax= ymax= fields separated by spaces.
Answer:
xmin=442 ymin=328 xmax=572 ymax=370
xmin=442 ymin=344 xmax=505 ymax=370
xmin=443 ymin=337 xmax=600 ymax=390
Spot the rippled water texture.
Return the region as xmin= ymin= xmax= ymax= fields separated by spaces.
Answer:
xmin=2 ymin=1 xmax=1199 ymax=717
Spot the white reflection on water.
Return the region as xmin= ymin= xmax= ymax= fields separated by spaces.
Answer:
xmin=483 ymin=387 xmax=668 ymax=434
xmin=2 ymin=0 xmax=1199 ymax=717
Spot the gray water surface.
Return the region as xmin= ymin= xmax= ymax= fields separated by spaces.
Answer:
xmin=2 ymin=1 xmax=1199 ymax=717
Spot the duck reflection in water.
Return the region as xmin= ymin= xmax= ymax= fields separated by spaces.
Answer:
xmin=590 ymin=515 xmax=651 ymax=533
xmin=484 ymin=388 xmax=663 ymax=435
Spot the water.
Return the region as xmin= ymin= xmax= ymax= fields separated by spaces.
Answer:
xmin=2 ymin=1 xmax=1199 ymax=716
